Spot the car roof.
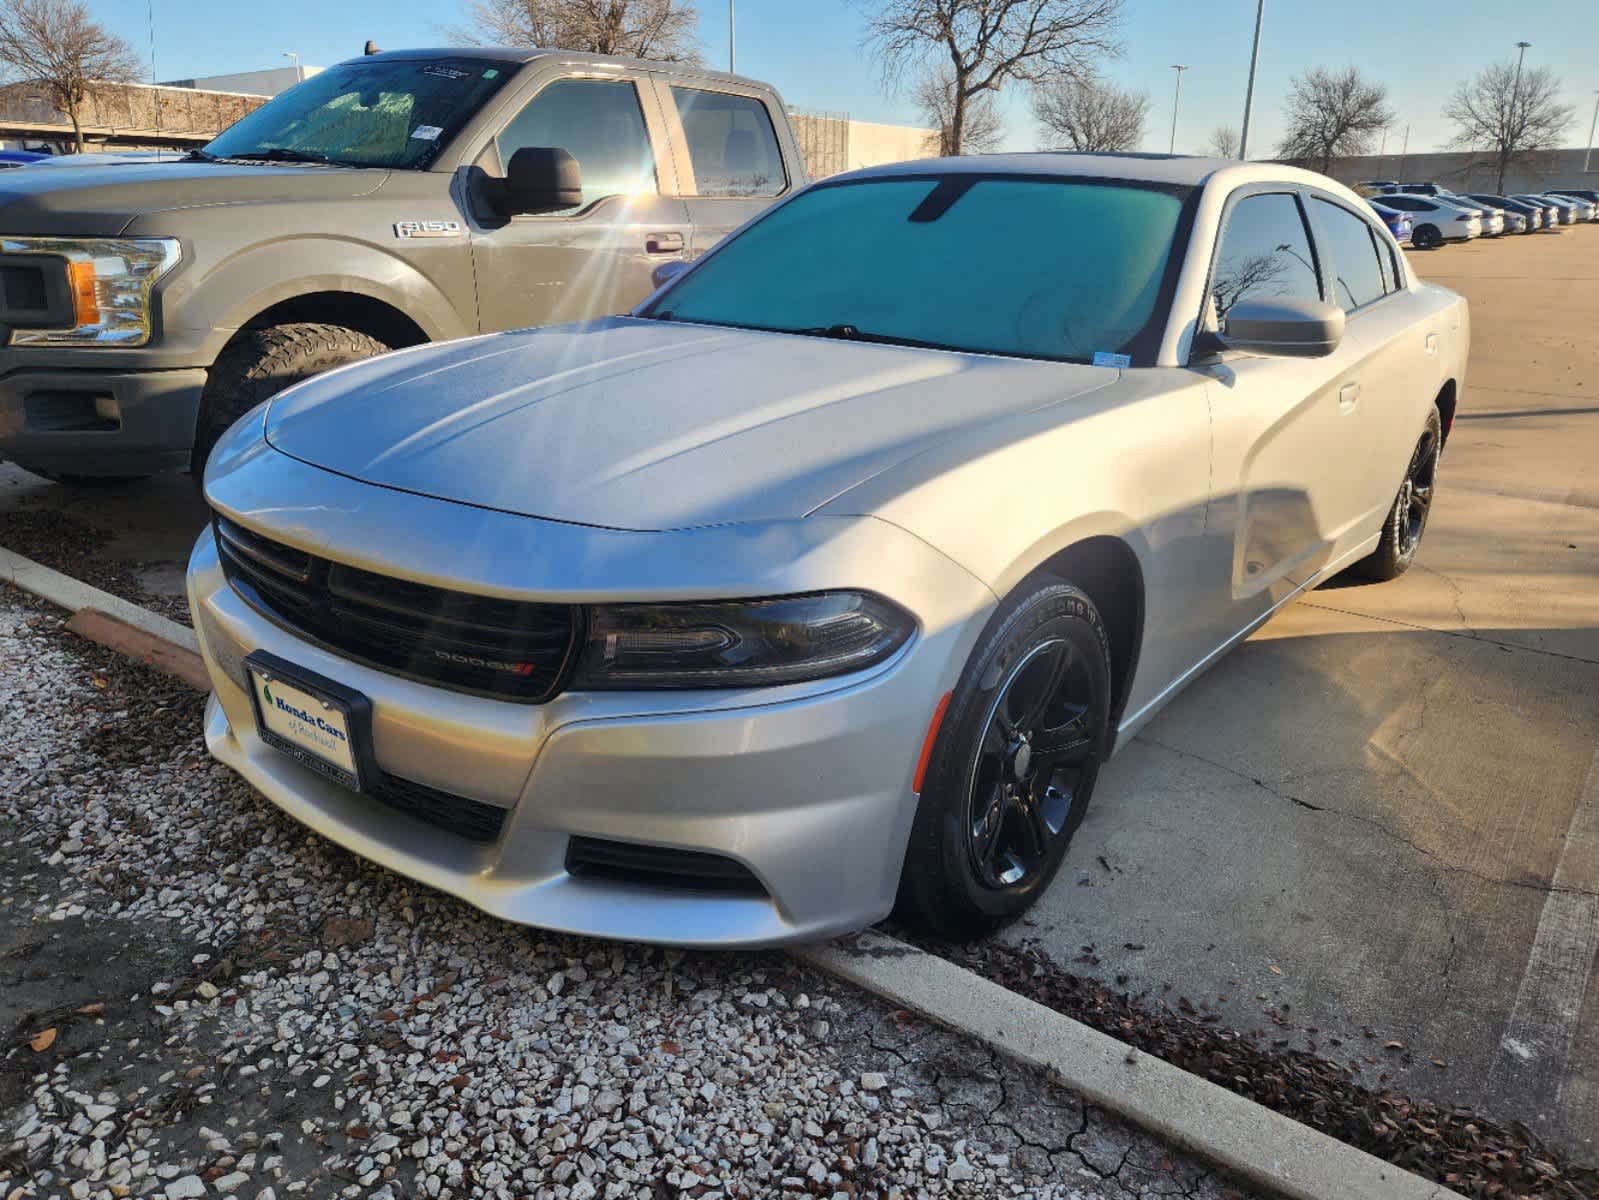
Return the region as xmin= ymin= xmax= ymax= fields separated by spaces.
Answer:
xmin=825 ymin=151 xmax=1363 ymax=195
xmin=340 ymin=45 xmax=768 ymax=86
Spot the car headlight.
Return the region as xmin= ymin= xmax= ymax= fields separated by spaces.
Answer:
xmin=572 ymin=591 xmax=915 ymax=690
xmin=3 ymin=236 xmax=181 ymax=347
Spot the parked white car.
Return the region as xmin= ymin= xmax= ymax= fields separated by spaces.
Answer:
xmin=1372 ymin=194 xmax=1483 ymax=248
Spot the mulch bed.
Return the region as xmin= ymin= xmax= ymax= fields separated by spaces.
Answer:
xmin=926 ymin=938 xmax=1598 ymax=1200
xmin=1 ymin=509 xmax=189 ymax=623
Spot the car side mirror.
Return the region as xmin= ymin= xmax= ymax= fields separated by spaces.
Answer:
xmin=651 ymin=259 xmax=690 ymax=290
xmin=496 ymin=146 xmax=582 ymax=216
xmin=1220 ymin=296 xmax=1345 ymax=358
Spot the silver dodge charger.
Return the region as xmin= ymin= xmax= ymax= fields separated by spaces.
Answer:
xmin=188 ymin=153 xmax=1469 ymax=946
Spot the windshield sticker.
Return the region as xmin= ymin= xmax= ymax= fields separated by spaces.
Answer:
xmin=1091 ymin=351 xmax=1132 ymax=369
xmin=483 ymin=68 xmax=499 ymax=79
xmin=422 ymin=65 xmax=470 ymax=80
xmin=410 ymin=125 xmax=444 ymax=141
xmin=394 ymin=219 xmax=464 ymax=239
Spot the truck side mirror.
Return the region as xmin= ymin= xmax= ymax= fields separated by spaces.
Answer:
xmin=497 ymin=147 xmax=582 ymax=216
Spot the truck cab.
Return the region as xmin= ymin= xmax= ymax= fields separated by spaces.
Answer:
xmin=0 ymin=47 xmax=804 ymax=481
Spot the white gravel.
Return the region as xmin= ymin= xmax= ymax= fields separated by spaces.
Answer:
xmin=0 ymin=591 xmax=1244 ymax=1200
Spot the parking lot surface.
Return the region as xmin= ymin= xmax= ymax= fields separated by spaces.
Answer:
xmin=1001 ymin=227 xmax=1599 ymax=1158
xmin=1 ymin=224 xmax=1595 ymax=1172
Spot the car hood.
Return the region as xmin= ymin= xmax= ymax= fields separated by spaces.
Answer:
xmin=0 ymin=161 xmax=388 ymax=236
xmin=263 ymin=317 xmax=1118 ymax=531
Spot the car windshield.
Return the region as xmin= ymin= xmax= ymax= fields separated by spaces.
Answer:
xmin=202 ymin=57 xmax=512 ymax=169
xmin=642 ymin=174 xmax=1191 ymax=365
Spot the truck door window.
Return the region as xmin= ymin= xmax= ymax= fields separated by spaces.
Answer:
xmin=668 ymin=87 xmax=785 ymax=198
xmin=496 ymin=78 xmax=658 ymax=210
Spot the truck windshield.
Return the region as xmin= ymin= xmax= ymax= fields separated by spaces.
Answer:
xmin=642 ymin=174 xmax=1190 ymax=365
xmin=202 ymin=57 xmax=511 ymax=169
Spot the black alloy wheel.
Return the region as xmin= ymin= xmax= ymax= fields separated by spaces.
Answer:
xmin=896 ymin=580 xmax=1111 ymax=938
xmin=1412 ymin=224 xmax=1442 ymax=250
xmin=1358 ymin=406 xmax=1443 ymax=582
xmin=965 ymin=638 xmax=1098 ymax=889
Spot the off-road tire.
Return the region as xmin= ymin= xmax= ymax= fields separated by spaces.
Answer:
xmin=895 ymin=578 xmax=1111 ymax=941
xmin=191 ymin=323 xmax=389 ymax=475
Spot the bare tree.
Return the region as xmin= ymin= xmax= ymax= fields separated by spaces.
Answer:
xmin=914 ymin=69 xmax=1004 ymax=154
xmin=862 ymin=0 xmax=1123 ymax=155
xmin=1445 ymin=60 xmax=1573 ymax=194
xmin=1275 ymin=66 xmax=1393 ymax=174
xmin=1031 ymin=74 xmax=1146 ymax=151
xmin=1207 ymin=124 xmax=1239 ymax=158
xmin=0 ymin=0 xmax=139 ymax=152
xmin=456 ymin=0 xmax=700 ymax=62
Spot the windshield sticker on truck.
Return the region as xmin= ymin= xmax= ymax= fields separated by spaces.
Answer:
xmin=422 ymin=65 xmax=470 ymax=80
xmin=394 ymin=220 xmax=464 ymax=239
xmin=410 ymin=125 xmax=444 ymax=141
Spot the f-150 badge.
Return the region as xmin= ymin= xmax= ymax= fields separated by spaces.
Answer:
xmin=394 ymin=220 xmax=464 ymax=239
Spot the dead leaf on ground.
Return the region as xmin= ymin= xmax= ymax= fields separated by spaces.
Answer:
xmin=29 ymin=1028 xmax=57 ymax=1052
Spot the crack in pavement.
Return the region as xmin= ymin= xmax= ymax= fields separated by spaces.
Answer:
xmin=1297 ymin=598 xmax=1599 ymax=667
xmin=1135 ymin=735 xmax=1599 ymax=903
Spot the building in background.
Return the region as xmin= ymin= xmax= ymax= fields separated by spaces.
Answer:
xmin=1328 ymin=148 xmax=1598 ymax=195
xmin=0 ymin=81 xmax=266 ymax=154
xmin=790 ymin=110 xmax=937 ymax=179
xmin=165 ymin=66 xmax=323 ymax=98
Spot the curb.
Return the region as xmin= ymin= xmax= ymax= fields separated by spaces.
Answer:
xmin=0 ymin=544 xmax=1467 ymax=1200
xmin=1 ymin=546 xmax=198 ymax=654
xmin=797 ymin=931 xmax=1464 ymax=1200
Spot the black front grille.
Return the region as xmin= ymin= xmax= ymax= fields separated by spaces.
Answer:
xmin=565 ymin=836 xmax=767 ymax=895
xmin=215 ymin=516 xmax=579 ymax=703
xmin=370 ymin=774 xmax=506 ymax=843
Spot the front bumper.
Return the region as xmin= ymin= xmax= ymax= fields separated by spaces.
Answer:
xmin=0 ymin=364 xmax=206 ymax=475
xmin=188 ymin=458 xmax=995 ymax=947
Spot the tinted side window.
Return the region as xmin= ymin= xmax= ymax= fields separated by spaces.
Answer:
xmin=670 ymin=87 xmax=785 ymax=197
xmin=1313 ymin=199 xmax=1387 ymax=311
xmin=1209 ymin=192 xmax=1321 ymax=321
xmin=497 ymin=78 xmax=656 ymax=210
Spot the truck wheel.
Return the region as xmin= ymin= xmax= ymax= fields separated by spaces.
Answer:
xmin=191 ymin=323 xmax=390 ymax=475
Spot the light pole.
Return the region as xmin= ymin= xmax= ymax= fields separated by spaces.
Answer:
xmin=1169 ymin=64 xmax=1188 ymax=154
xmin=1239 ymin=0 xmax=1264 ymax=159
xmin=283 ymin=51 xmax=304 ymax=83
xmin=728 ymin=0 xmax=735 ymax=72
xmin=1583 ymin=90 xmax=1598 ymax=173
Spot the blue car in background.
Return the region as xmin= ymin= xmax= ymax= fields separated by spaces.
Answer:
xmin=1367 ymin=199 xmax=1413 ymax=244
xmin=0 ymin=150 xmax=49 ymax=168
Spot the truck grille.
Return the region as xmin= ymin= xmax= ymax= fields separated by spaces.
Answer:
xmin=214 ymin=516 xmax=579 ymax=703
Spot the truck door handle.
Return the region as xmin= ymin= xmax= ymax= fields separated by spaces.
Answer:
xmin=645 ymin=232 xmax=684 ymax=254
xmin=1338 ymin=382 xmax=1361 ymax=411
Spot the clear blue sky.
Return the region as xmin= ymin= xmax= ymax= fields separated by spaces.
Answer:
xmin=104 ymin=0 xmax=1598 ymax=158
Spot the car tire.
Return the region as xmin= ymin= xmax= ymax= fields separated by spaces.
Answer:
xmin=1412 ymin=224 xmax=1442 ymax=250
xmin=191 ymin=323 xmax=390 ymax=476
xmin=1356 ymin=406 xmax=1443 ymax=583
xmin=895 ymin=578 xmax=1111 ymax=940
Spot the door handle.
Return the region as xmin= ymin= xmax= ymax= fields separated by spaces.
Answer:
xmin=645 ymin=231 xmax=685 ymax=254
xmin=1338 ymin=382 xmax=1361 ymax=411
xmin=1425 ymin=332 xmax=1439 ymax=355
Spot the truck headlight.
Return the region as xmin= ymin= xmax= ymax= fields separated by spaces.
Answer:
xmin=572 ymin=591 xmax=915 ymax=690
xmin=3 ymin=236 xmax=181 ymax=347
